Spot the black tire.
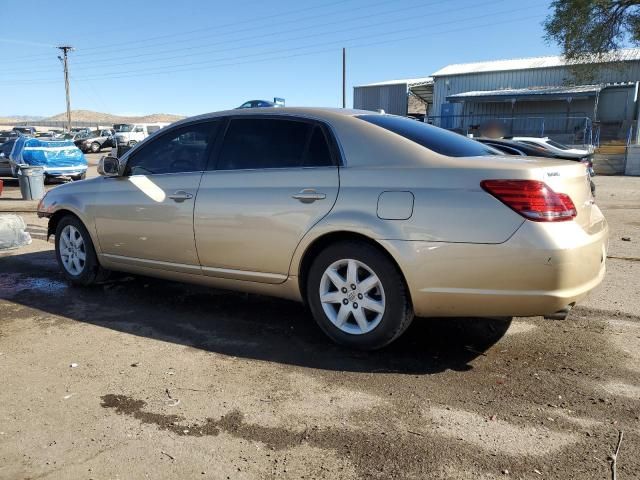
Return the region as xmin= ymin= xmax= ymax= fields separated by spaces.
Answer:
xmin=55 ymin=215 xmax=109 ymax=286
xmin=72 ymin=172 xmax=86 ymax=181
xmin=306 ymin=241 xmax=413 ymax=350
xmin=90 ymin=142 xmax=101 ymax=153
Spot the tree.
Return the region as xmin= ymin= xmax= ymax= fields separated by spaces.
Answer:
xmin=544 ymin=0 xmax=640 ymax=59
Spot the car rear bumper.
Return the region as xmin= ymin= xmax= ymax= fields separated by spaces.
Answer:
xmin=383 ymin=208 xmax=608 ymax=318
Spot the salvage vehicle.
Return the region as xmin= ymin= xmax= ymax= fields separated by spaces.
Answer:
xmin=76 ymin=129 xmax=115 ymax=153
xmin=0 ymin=155 xmax=10 ymax=177
xmin=70 ymin=127 xmax=92 ymax=136
xmin=0 ymin=137 xmax=17 ymax=176
xmin=12 ymin=126 xmax=37 ymax=135
xmin=0 ymin=130 xmax=19 ymax=145
xmin=509 ymin=136 xmax=592 ymax=159
xmin=476 ymin=137 xmax=596 ymax=195
xmin=237 ymin=100 xmax=281 ymax=109
xmin=113 ymin=123 xmax=168 ymax=147
xmin=503 ymin=137 xmax=595 ymax=176
xmin=38 ymin=108 xmax=608 ymax=350
xmin=10 ymin=137 xmax=87 ymax=181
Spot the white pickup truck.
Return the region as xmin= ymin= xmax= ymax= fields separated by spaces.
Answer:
xmin=113 ymin=123 xmax=169 ymax=147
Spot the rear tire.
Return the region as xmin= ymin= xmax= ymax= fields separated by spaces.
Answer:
xmin=90 ymin=142 xmax=101 ymax=153
xmin=306 ymin=241 xmax=413 ymax=350
xmin=72 ymin=172 xmax=86 ymax=181
xmin=55 ymin=215 xmax=109 ymax=286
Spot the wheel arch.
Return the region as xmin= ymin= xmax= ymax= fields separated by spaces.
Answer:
xmin=47 ymin=209 xmax=98 ymax=253
xmin=296 ymin=230 xmax=412 ymax=307
xmin=47 ymin=209 xmax=81 ymax=239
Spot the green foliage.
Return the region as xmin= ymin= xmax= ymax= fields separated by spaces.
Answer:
xmin=544 ymin=0 xmax=640 ymax=59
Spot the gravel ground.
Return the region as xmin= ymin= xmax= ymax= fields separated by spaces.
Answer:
xmin=0 ymin=174 xmax=639 ymax=479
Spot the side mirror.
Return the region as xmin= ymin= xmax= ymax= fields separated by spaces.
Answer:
xmin=98 ymin=155 xmax=120 ymax=177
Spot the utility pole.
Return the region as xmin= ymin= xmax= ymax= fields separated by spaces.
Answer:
xmin=342 ymin=47 xmax=346 ymax=109
xmin=57 ymin=46 xmax=73 ymax=132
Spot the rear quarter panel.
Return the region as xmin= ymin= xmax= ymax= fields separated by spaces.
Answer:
xmin=324 ymin=166 xmax=526 ymax=243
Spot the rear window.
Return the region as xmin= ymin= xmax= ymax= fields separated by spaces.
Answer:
xmin=358 ymin=115 xmax=499 ymax=157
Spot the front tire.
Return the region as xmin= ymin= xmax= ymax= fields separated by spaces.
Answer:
xmin=55 ymin=215 xmax=108 ymax=286
xmin=90 ymin=142 xmax=101 ymax=153
xmin=306 ymin=241 xmax=413 ymax=350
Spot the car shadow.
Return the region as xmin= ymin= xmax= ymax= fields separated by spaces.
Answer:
xmin=0 ymin=250 xmax=511 ymax=374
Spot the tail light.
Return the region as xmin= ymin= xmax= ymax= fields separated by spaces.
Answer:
xmin=481 ymin=180 xmax=577 ymax=222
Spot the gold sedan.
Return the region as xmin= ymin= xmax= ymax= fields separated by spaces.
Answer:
xmin=38 ymin=108 xmax=608 ymax=350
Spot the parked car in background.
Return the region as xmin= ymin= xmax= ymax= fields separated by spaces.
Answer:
xmin=0 ymin=137 xmax=16 ymax=177
xmin=236 ymin=100 xmax=280 ymax=109
xmin=113 ymin=123 xmax=168 ymax=147
xmin=70 ymin=127 xmax=92 ymax=136
xmin=9 ymin=137 xmax=87 ymax=181
xmin=12 ymin=126 xmax=37 ymax=136
xmin=38 ymin=108 xmax=607 ymax=350
xmin=0 ymin=137 xmax=17 ymax=158
xmin=477 ymin=138 xmax=566 ymax=158
xmin=476 ymin=137 xmax=596 ymax=195
xmin=75 ymin=129 xmax=115 ymax=153
xmin=509 ymin=136 xmax=592 ymax=158
xmin=503 ymin=136 xmax=595 ymax=176
xmin=0 ymin=130 xmax=19 ymax=147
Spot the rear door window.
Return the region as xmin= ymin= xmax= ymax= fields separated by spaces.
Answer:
xmin=358 ymin=114 xmax=500 ymax=157
xmin=216 ymin=118 xmax=317 ymax=170
xmin=303 ymin=126 xmax=333 ymax=167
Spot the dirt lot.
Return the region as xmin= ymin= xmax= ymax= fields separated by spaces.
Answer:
xmin=0 ymin=173 xmax=639 ymax=479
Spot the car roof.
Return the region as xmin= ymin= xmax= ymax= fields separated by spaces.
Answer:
xmin=176 ymin=107 xmax=379 ymax=125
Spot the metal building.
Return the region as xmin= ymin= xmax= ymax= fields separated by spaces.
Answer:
xmin=429 ymin=48 xmax=640 ymax=144
xmin=353 ymin=77 xmax=433 ymax=118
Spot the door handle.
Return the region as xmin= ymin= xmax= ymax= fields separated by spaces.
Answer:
xmin=168 ymin=190 xmax=194 ymax=202
xmin=292 ymin=189 xmax=326 ymax=203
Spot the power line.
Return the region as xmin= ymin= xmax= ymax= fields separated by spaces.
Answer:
xmin=2 ymin=2 xmax=540 ymax=82
xmin=75 ymin=0 xmax=502 ymax=70
xmin=3 ymin=0 xmax=409 ymax=72
xmin=0 ymin=0 xmax=357 ymax=64
xmin=0 ymin=14 xmax=543 ymax=87
xmin=5 ymin=0 xmax=484 ymax=75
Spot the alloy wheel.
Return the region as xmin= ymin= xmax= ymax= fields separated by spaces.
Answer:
xmin=59 ymin=225 xmax=87 ymax=275
xmin=319 ymin=258 xmax=386 ymax=335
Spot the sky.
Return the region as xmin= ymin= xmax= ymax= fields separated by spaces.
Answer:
xmin=0 ymin=0 xmax=557 ymax=117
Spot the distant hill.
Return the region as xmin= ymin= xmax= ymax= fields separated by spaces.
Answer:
xmin=0 ymin=115 xmax=45 ymax=123
xmin=43 ymin=110 xmax=185 ymax=124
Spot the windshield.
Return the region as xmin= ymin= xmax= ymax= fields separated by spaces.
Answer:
xmin=358 ymin=115 xmax=501 ymax=157
xmin=114 ymin=124 xmax=134 ymax=132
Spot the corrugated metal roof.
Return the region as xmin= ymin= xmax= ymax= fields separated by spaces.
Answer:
xmin=431 ymin=48 xmax=640 ymax=77
xmin=355 ymin=77 xmax=433 ymax=88
xmin=446 ymin=84 xmax=604 ymax=102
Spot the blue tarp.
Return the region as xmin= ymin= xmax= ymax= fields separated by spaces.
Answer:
xmin=9 ymin=137 xmax=87 ymax=175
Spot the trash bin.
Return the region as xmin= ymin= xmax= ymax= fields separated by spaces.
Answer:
xmin=17 ymin=165 xmax=45 ymax=200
